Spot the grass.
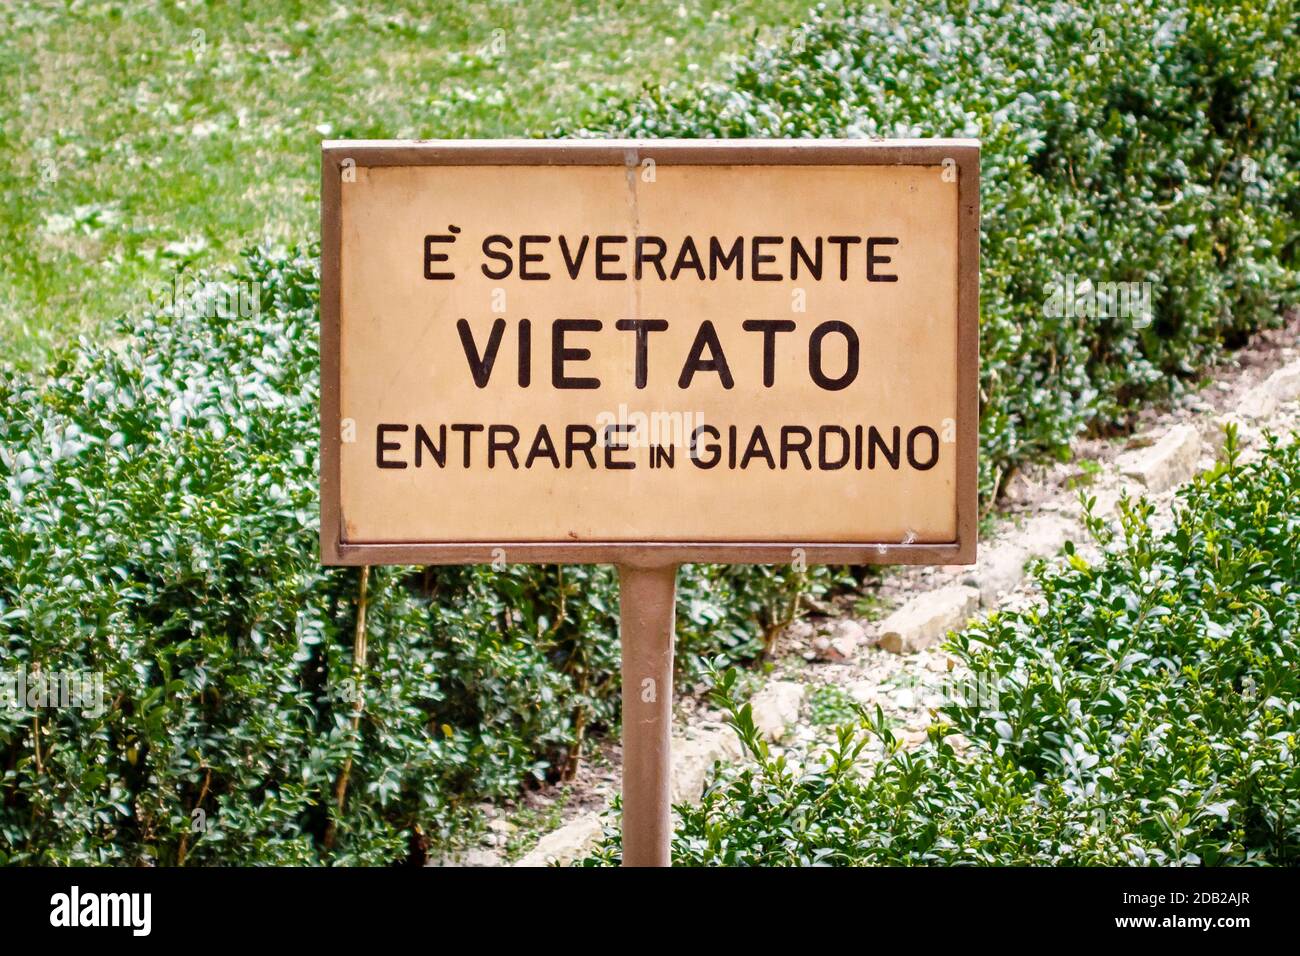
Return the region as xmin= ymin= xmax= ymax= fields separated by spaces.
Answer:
xmin=0 ymin=0 xmax=817 ymax=369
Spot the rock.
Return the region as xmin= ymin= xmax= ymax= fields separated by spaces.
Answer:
xmin=1236 ymin=385 xmax=1277 ymax=420
xmin=924 ymin=654 xmax=954 ymax=673
xmin=671 ymin=727 xmax=743 ymax=804
xmin=976 ymin=545 xmax=1027 ymax=606
xmin=899 ymin=728 xmax=928 ymax=749
xmin=781 ymin=618 xmax=816 ymax=643
xmin=1116 ymin=423 xmax=1201 ymax=493
xmin=877 ymin=584 xmax=980 ymax=655
xmin=513 ymin=813 xmax=604 ymax=868
xmin=1262 ymin=360 xmax=1300 ymax=402
xmin=430 ymin=847 xmax=503 ymax=867
xmin=892 ymin=688 xmax=916 ymax=710
xmin=749 ymin=681 xmax=805 ymax=741
xmin=975 ymin=514 xmax=1073 ymax=606
xmin=847 ymin=680 xmax=878 ymax=704
xmin=810 ymin=618 xmax=869 ymax=662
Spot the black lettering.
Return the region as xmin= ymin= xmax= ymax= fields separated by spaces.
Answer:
xmin=481 ymin=235 xmax=513 ymax=279
xmin=780 ymin=426 xmax=812 ymax=470
xmin=751 ymin=236 xmax=782 ymax=281
xmin=808 ymin=321 xmax=859 ymax=391
xmin=595 ymin=235 xmax=627 ymax=280
xmin=827 ymin=235 xmax=862 ymax=281
xmin=615 ymin=319 xmax=669 ymax=389
xmin=525 ymin=425 xmax=561 ymax=468
xmin=739 ymin=426 xmax=775 ymax=469
xmin=635 ymin=236 xmax=668 ymax=280
xmin=552 ymin=319 xmax=602 ymax=389
xmin=376 ymin=424 xmax=407 ymax=469
xmin=670 ymin=236 xmax=706 ymax=280
xmin=868 ymin=426 xmax=900 ymax=470
xmin=488 ymin=425 xmax=520 ymax=468
xmin=518 ymin=318 xmax=531 ymax=388
xmin=791 ymin=236 xmax=822 ymax=281
xmin=819 ymin=426 xmax=851 ymax=470
xmin=457 ymin=318 xmax=506 ymax=388
xmin=519 ymin=235 xmax=551 ymax=280
xmin=867 ymin=237 xmax=899 ymax=282
xmin=565 ymin=425 xmax=598 ymax=468
xmin=604 ymin=424 xmax=636 ymax=470
xmin=414 ymin=424 xmax=446 ymax=467
xmin=691 ymin=425 xmax=721 ymax=469
xmin=742 ymin=319 xmax=796 ymax=387
xmin=423 ymin=229 xmax=458 ymax=280
xmin=907 ymin=425 xmax=939 ymax=470
xmin=558 ymin=235 xmax=589 ymax=279
xmin=450 ymin=423 xmax=483 ymax=468
xmin=709 ymin=236 xmax=744 ymax=280
xmin=678 ymin=321 xmax=734 ymax=389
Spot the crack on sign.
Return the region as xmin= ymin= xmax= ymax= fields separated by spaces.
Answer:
xmin=624 ymin=147 xmax=643 ymax=328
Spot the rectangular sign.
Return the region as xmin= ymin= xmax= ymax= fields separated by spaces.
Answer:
xmin=321 ymin=139 xmax=979 ymax=566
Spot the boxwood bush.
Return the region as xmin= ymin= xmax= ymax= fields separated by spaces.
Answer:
xmin=0 ymin=250 xmax=834 ymax=864
xmin=584 ymin=430 xmax=1300 ymax=865
xmin=573 ymin=0 xmax=1300 ymax=499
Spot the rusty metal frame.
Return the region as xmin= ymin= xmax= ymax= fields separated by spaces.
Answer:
xmin=320 ymin=139 xmax=980 ymax=567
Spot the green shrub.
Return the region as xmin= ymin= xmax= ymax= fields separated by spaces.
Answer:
xmin=584 ymin=429 xmax=1300 ymax=865
xmin=0 ymin=249 xmax=836 ymax=864
xmin=573 ymin=0 xmax=1300 ymax=499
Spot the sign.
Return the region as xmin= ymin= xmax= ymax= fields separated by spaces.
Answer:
xmin=320 ymin=138 xmax=980 ymax=866
xmin=320 ymin=140 xmax=979 ymax=565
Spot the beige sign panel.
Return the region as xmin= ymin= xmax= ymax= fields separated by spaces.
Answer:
xmin=321 ymin=140 xmax=979 ymax=566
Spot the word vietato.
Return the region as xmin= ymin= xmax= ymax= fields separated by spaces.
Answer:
xmin=455 ymin=317 xmax=873 ymax=391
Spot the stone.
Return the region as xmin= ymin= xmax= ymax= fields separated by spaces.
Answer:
xmin=749 ymin=680 xmax=805 ymax=741
xmin=976 ymin=545 xmax=1029 ymax=607
xmin=847 ymin=680 xmax=878 ymax=704
xmin=1236 ymin=385 xmax=1277 ymax=420
xmin=877 ymin=584 xmax=980 ymax=654
xmin=924 ymin=654 xmax=954 ymax=673
xmin=1263 ymin=360 xmax=1300 ymax=402
xmin=975 ymin=514 xmax=1073 ymax=606
xmin=430 ymin=847 xmax=503 ymax=867
xmin=781 ymin=618 xmax=816 ymax=643
xmin=513 ymin=813 xmax=604 ymax=868
xmin=671 ymin=727 xmax=743 ymax=805
xmin=899 ymin=728 xmax=928 ymax=749
xmin=892 ymin=688 xmax=916 ymax=710
xmin=810 ymin=618 xmax=869 ymax=662
xmin=1116 ymin=423 xmax=1201 ymax=493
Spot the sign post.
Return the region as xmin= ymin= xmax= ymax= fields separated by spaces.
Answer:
xmin=320 ymin=139 xmax=980 ymax=866
xmin=617 ymin=564 xmax=677 ymax=867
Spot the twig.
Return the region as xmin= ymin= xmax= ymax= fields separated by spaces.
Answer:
xmin=325 ymin=565 xmax=370 ymax=850
xmin=176 ymin=767 xmax=212 ymax=866
xmin=31 ymin=662 xmax=43 ymax=775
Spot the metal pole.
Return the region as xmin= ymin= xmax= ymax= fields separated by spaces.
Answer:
xmin=617 ymin=563 xmax=677 ymax=867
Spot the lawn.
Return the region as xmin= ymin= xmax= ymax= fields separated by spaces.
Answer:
xmin=0 ymin=0 xmax=817 ymax=369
